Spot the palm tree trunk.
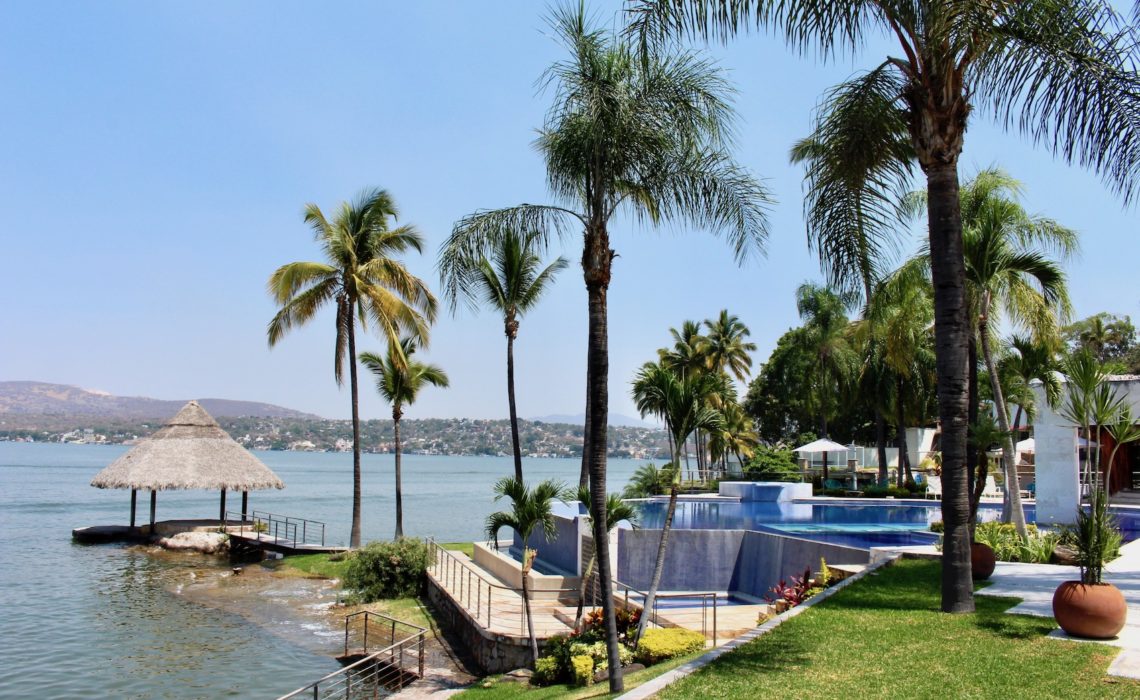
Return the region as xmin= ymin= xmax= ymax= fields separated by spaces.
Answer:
xmin=896 ymin=380 xmax=909 ymax=488
xmin=876 ymin=414 xmax=889 ymax=487
xmin=925 ymin=159 xmax=974 ymax=613
xmin=394 ymin=409 xmax=404 ymax=539
xmin=634 ymin=480 xmax=678 ymax=647
xmin=967 ymin=337 xmax=979 ymax=516
xmin=583 ymin=229 xmax=623 ymax=692
xmin=506 ymin=330 xmax=524 ymax=483
xmin=522 ymin=566 xmax=538 ymax=665
xmin=348 ymin=319 xmax=362 ymax=549
xmin=573 ymin=553 xmax=596 ymax=630
xmin=979 ymin=313 xmax=1028 ymax=538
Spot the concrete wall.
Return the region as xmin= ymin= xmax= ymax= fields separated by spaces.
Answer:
xmin=719 ymin=481 xmax=811 ymax=501
xmin=426 ymin=577 xmax=537 ymax=674
xmin=616 ymin=528 xmax=869 ymax=598
xmin=1034 ymin=376 xmax=1140 ymax=524
xmin=513 ymin=512 xmax=580 ymax=575
xmin=472 ymin=541 xmax=576 ymax=596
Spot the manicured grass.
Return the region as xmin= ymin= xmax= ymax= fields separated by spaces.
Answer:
xmin=276 ymin=552 xmax=351 ymax=579
xmin=660 ymin=559 xmax=1137 ymax=699
xmin=456 ymin=650 xmax=706 ymax=699
xmin=442 ymin=541 xmax=475 ymax=557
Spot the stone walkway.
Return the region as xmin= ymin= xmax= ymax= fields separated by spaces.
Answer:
xmin=977 ymin=538 xmax=1140 ymax=679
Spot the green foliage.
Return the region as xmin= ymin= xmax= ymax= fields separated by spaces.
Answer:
xmin=1063 ymin=498 xmax=1122 ymax=584
xmin=622 ymin=462 xmax=675 ymax=499
xmin=570 ymin=655 xmax=594 ymax=687
xmin=340 ymin=538 xmax=430 ymax=602
xmin=929 ymin=520 xmax=944 ymax=534
xmin=973 ymin=522 xmax=1060 ymax=564
xmin=571 ymin=640 xmax=632 ymax=672
xmin=531 ymin=657 xmax=559 ymax=686
xmin=1063 ymin=312 xmax=1140 ymax=372
xmin=634 ymin=628 xmax=706 ymax=665
xmin=817 ymin=558 xmax=831 ymax=588
xmin=743 ymin=445 xmax=800 ymax=482
xmin=859 ymin=485 xmax=914 ymax=499
xmin=279 ymin=552 xmax=352 ymax=579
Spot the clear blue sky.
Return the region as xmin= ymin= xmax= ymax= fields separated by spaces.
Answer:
xmin=1 ymin=2 xmax=1135 ymax=421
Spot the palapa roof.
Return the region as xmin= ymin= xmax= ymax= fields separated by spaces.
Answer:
xmin=91 ymin=401 xmax=285 ymax=492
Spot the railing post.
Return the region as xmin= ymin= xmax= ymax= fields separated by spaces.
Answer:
xmin=363 ymin=615 xmax=369 ymax=652
xmin=391 ymin=619 xmax=396 ymax=648
xmin=713 ymin=594 xmax=718 ymax=647
xmin=418 ymin=633 xmax=425 ymax=677
xmin=345 ymin=615 xmax=351 ymax=657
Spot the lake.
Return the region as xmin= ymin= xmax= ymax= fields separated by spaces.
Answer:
xmin=0 ymin=442 xmax=644 ymax=698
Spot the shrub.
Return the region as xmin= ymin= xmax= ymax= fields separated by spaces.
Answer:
xmin=571 ymin=655 xmax=594 ymax=686
xmin=766 ymin=566 xmax=814 ymax=608
xmin=532 ymin=656 xmax=559 ymax=686
xmin=341 ymin=538 xmax=430 ymax=602
xmin=974 ymin=522 xmax=1062 ymax=564
xmin=635 ymin=628 xmax=705 ymax=665
xmin=582 ymin=606 xmax=641 ymax=642
xmin=571 ymin=640 xmax=632 ymax=672
xmin=744 ymin=445 xmax=801 ymax=482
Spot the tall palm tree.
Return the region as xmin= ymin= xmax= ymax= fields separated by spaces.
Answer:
xmin=660 ymin=320 xmax=712 ymax=476
xmin=631 ymin=0 xmax=1139 ymax=613
xmin=360 ymin=338 xmax=449 ymax=539
xmin=439 ymin=9 xmax=770 ymax=686
xmin=267 ymin=189 xmax=437 ymax=547
xmin=441 ymin=229 xmax=568 ymax=482
xmin=908 ymin=168 xmax=1076 ymax=537
xmin=795 ymin=282 xmax=856 ymax=479
xmin=485 ymin=477 xmax=565 ymax=665
xmin=570 ymin=487 xmax=639 ymax=630
xmin=631 ymin=360 xmax=724 ymax=646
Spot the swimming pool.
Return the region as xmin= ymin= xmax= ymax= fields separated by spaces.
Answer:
xmin=631 ymin=499 xmax=1140 ymax=549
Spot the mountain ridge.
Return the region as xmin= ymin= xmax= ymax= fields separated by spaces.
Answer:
xmin=0 ymin=381 xmax=319 ymax=420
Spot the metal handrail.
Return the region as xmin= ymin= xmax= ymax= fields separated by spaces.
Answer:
xmin=224 ymin=510 xmax=326 ymax=548
xmin=276 ymin=631 xmax=426 ymax=700
xmin=426 ymin=539 xmax=581 ymax=635
xmin=612 ymin=580 xmax=718 ymax=644
xmin=343 ymin=610 xmax=426 ymax=657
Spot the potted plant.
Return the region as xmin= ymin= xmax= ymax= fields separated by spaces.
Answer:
xmin=1051 ymin=351 xmax=1128 ymax=639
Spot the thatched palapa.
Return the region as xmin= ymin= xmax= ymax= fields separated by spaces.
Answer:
xmin=91 ymin=400 xmax=284 ymax=528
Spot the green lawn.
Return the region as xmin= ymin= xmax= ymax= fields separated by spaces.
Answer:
xmin=275 ymin=552 xmax=351 ymax=579
xmin=456 ymin=650 xmax=706 ymax=699
xmin=442 ymin=541 xmax=475 ymax=557
xmin=660 ymin=559 xmax=1136 ymax=699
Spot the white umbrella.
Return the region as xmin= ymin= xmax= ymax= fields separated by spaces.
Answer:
xmin=794 ymin=439 xmax=852 ymax=484
xmin=1015 ymin=438 xmax=1035 ymax=453
xmin=794 ymin=438 xmax=851 ymax=453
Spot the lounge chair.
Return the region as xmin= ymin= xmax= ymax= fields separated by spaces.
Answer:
xmin=925 ymin=475 xmax=942 ymax=500
xmin=823 ymin=478 xmax=845 ymax=491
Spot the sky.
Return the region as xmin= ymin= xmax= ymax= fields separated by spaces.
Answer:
xmin=1 ymin=2 xmax=1136 ymax=422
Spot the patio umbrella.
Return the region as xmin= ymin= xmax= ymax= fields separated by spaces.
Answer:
xmin=1015 ymin=438 xmax=1035 ymax=453
xmin=794 ymin=438 xmax=851 ymax=481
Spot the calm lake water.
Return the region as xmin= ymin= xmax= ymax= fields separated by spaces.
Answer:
xmin=0 ymin=442 xmax=642 ymax=699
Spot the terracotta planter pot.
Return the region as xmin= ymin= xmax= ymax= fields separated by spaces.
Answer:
xmin=1052 ymin=581 xmax=1127 ymax=639
xmin=971 ymin=541 xmax=996 ymax=581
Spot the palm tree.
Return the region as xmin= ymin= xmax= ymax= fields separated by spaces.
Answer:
xmin=704 ymin=310 xmax=757 ymax=383
xmin=630 ymin=0 xmax=1139 ymax=614
xmin=267 ymin=189 xmax=437 ymax=547
xmin=795 ymin=282 xmax=856 ymax=480
xmin=570 ymin=487 xmax=639 ymax=630
xmin=485 ymin=477 xmax=565 ymax=665
xmin=439 ymin=9 xmax=770 ymax=686
xmin=441 ymin=229 xmax=568 ymax=482
xmin=360 ymin=338 xmax=449 ymax=539
xmin=1000 ymin=334 xmax=1063 ymax=441
xmin=909 ymin=168 xmax=1076 ymax=537
xmin=660 ymin=320 xmax=712 ymax=477
xmin=631 ymin=360 xmax=724 ymax=646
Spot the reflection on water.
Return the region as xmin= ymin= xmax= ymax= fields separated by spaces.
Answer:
xmin=0 ymin=443 xmax=641 ymax=699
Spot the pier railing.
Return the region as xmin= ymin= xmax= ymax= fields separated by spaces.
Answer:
xmin=277 ymin=613 xmax=426 ymax=700
xmin=225 ymin=510 xmax=326 ymax=548
xmin=426 ymin=539 xmax=581 ymax=637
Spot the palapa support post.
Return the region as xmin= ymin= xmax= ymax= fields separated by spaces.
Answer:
xmin=219 ymin=488 xmax=226 ymax=522
xmin=149 ymin=490 xmax=157 ymax=530
xmin=241 ymin=491 xmax=248 ymax=522
xmin=130 ymin=489 xmax=137 ymax=529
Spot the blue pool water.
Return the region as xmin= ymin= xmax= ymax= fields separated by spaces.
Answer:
xmin=631 ymin=499 xmax=1140 ymax=550
xmin=648 ymin=594 xmax=753 ymax=609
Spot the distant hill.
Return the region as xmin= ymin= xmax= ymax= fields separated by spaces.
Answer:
xmin=532 ymin=412 xmax=656 ymax=429
xmin=0 ymin=381 xmax=318 ymax=420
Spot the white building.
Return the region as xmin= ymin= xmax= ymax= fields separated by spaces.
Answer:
xmin=1033 ymin=375 xmax=1140 ymax=524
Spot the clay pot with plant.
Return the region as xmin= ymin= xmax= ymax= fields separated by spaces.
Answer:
xmin=1051 ymin=352 xmax=1135 ymax=639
